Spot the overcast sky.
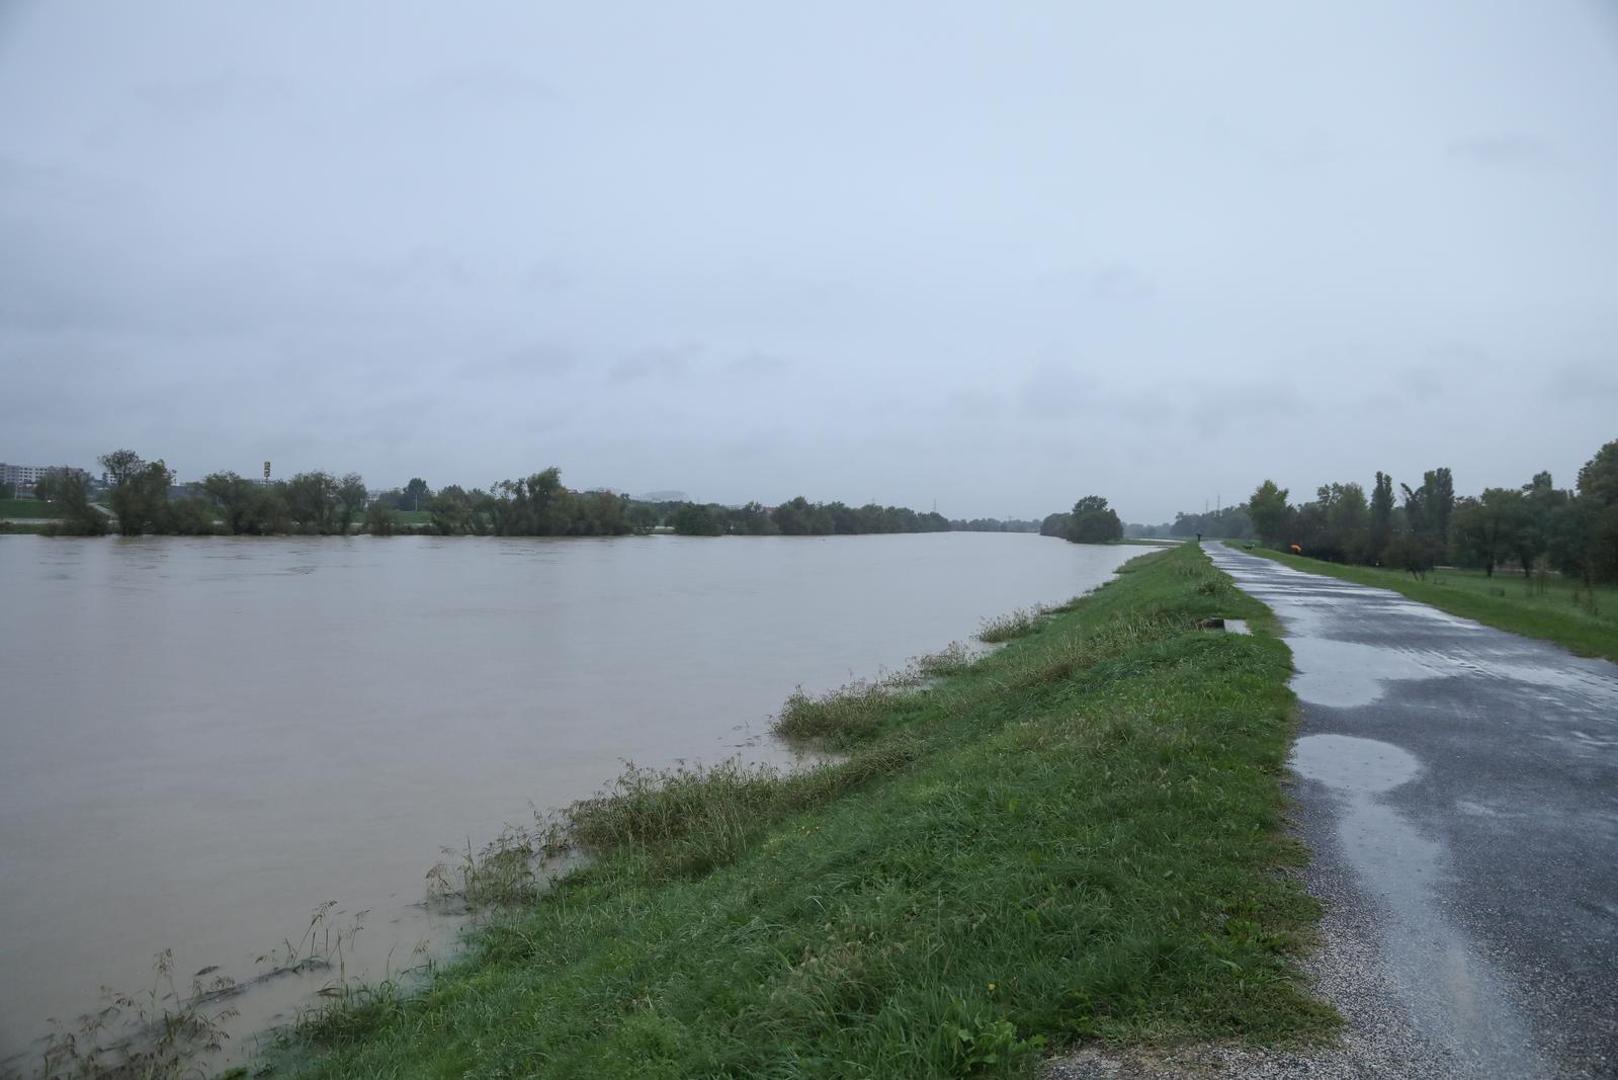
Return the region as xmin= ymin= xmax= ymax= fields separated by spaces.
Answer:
xmin=2 ymin=2 xmax=1615 ymax=521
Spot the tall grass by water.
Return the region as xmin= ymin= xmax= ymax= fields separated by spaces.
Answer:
xmin=264 ymin=543 xmax=1335 ymax=1078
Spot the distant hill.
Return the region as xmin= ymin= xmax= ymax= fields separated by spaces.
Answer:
xmin=635 ymin=490 xmax=690 ymax=503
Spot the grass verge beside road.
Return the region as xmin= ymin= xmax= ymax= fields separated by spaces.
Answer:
xmin=1233 ymin=545 xmax=1618 ymax=665
xmin=270 ymin=543 xmax=1334 ymax=1079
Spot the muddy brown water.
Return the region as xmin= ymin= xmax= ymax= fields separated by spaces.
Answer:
xmin=0 ymin=532 xmax=1148 ymax=1067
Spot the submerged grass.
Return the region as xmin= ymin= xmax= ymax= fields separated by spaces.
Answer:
xmin=1237 ymin=544 xmax=1618 ymax=663
xmin=269 ymin=543 xmax=1334 ymax=1078
xmin=913 ymin=641 xmax=976 ymax=678
xmin=774 ymin=680 xmax=909 ymax=747
xmin=977 ymin=607 xmax=1044 ymax=643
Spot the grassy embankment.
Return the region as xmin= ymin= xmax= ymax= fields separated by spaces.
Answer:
xmin=269 ymin=543 xmax=1334 ymax=1079
xmin=0 ymin=497 xmax=66 ymax=519
xmin=1232 ymin=545 xmax=1618 ymax=664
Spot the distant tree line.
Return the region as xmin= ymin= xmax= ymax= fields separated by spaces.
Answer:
xmin=668 ymin=496 xmax=950 ymax=537
xmin=27 ymin=452 xmax=641 ymax=538
xmin=1243 ymin=436 xmax=1618 ymax=586
xmin=948 ymin=517 xmax=1041 ymax=533
xmin=1125 ymin=505 xmax=1254 ymax=541
xmin=202 ymin=468 xmax=371 ymax=536
xmin=416 ymin=469 xmax=650 ymax=536
xmin=1039 ymin=495 xmax=1124 ymax=544
xmin=28 ymin=450 xmax=988 ymax=541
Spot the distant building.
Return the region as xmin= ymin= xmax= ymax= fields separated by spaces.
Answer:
xmin=0 ymin=462 xmax=90 ymax=491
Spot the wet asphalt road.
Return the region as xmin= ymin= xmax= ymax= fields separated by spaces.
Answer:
xmin=1205 ymin=543 xmax=1618 ymax=1079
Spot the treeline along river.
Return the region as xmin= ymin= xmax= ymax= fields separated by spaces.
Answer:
xmin=0 ymin=532 xmax=1148 ymax=1068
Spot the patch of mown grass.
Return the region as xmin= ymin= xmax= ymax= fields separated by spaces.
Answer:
xmin=269 ymin=544 xmax=1334 ymax=1079
xmin=0 ymin=497 xmax=65 ymax=519
xmin=1237 ymin=544 xmax=1618 ymax=664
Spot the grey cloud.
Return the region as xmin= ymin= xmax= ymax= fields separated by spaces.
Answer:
xmin=1421 ymin=341 xmax=1497 ymax=387
xmin=401 ymin=65 xmax=556 ymax=106
xmin=945 ymin=387 xmax=1006 ymax=421
xmin=459 ymin=344 xmax=576 ymax=381
xmin=1030 ymin=264 xmax=1157 ymax=304
xmin=1018 ymin=364 xmax=1098 ymax=421
xmin=722 ymin=350 xmax=795 ymax=379
xmin=1447 ymin=135 xmax=1554 ymax=166
xmin=134 ymin=71 xmax=289 ymax=116
xmin=522 ymin=263 xmax=574 ymax=292
xmin=1088 ymin=264 xmax=1156 ymax=302
xmin=343 ymin=249 xmax=481 ymax=293
xmin=1187 ymin=381 xmax=1307 ymax=438
xmin=1551 ymin=362 xmax=1618 ymax=400
xmin=609 ymin=345 xmax=699 ymax=383
xmin=1202 ymin=117 xmax=1333 ymax=172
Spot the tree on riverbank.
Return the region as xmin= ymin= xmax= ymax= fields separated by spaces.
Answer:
xmin=33 ymin=469 xmax=108 ymax=535
xmin=672 ymin=503 xmax=726 ymax=535
xmin=203 ymin=472 xmax=291 ymax=534
xmin=96 ymin=449 xmax=215 ymax=535
xmin=1064 ymin=495 xmax=1123 ymax=543
xmin=1248 ymin=481 xmax=1290 ymax=547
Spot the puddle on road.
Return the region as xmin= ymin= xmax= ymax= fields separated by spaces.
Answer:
xmin=1291 ymin=734 xmax=1551 ymax=1077
xmin=1286 ymin=638 xmax=1446 ymax=708
xmin=1292 ymin=733 xmax=1421 ymax=793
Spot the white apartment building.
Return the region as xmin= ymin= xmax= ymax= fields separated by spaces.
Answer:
xmin=0 ymin=463 xmax=90 ymax=490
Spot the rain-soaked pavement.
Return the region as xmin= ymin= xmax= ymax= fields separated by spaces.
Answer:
xmin=1205 ymin=543 xmax=1618 ymax=1079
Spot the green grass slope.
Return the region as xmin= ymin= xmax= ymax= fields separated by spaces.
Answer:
xmin=271 ymin=544 xmax=1333 ymax=1079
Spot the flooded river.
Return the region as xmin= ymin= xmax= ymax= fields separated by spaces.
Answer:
xmin=0 ymin=532 xmax=1147 ymax=1066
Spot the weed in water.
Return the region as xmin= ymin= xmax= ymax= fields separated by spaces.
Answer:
xmin=773 ymin=679 xmax=899 ymax=746
xmin=977 ymin=607 xmax=1044 ymax=643
xmin=32 ymin=950 xmax=239 ymax=1080
xmin=911 ymin=641 xmax=975 ymax=678
xmin=428 ymin=826 xmax=551 ymax=908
